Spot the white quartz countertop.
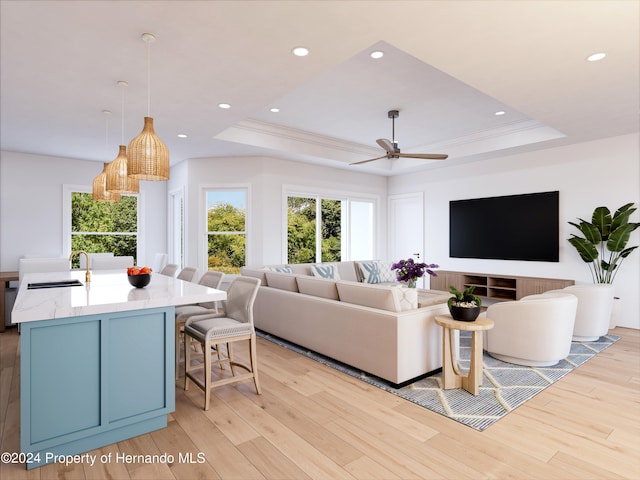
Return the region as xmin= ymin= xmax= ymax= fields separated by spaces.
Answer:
xmin=12 ymin=270 xmax=226 ymax=324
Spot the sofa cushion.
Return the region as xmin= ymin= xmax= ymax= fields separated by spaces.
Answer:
xmin=396 ymin=286 xmax=418 ymax=311
xmin=296 ymin=275 xmax=339 ymax=300
xmin=335 ymin=280 xmax=401 ymax=312
xmin=356 ymin=260 xmax=395 ymax=284
xmin=240 ymin=267 xmax=267 ymax=284
xmin=310 ymin=263 xmax=341 ymax=280
xmin=267 ymin=266 xmax=294 ymax=273
xmin=264 ymin=271 xmax=299 ymax=292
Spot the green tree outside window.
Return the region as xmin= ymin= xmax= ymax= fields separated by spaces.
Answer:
xmin=70 ymin=192 xmax=138 ymax=268
xmin=207 ymin=191 xmax=247 ymax=274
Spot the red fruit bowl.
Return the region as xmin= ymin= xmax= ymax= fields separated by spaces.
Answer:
xmin=127 ymin=273 xmax=151 ymax=288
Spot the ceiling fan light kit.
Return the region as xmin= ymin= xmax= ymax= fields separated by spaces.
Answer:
xmin=351 ymin=109 xmax=448 ymax=166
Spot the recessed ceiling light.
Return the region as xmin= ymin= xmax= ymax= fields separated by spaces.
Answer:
xmin=270 ymin=108 xmax=280 ymax=113
xmin=218 ymin=103 xmax=231 ymax=109
xmin=587 ymin=52 xmax=606 ymax=62
xmin=177 ymin=134 xmax=188 ymax=138
xmin=292 ymin=46 xmax=309 ymax=57
xmin=370 ymin=51 xmax=384 ymax=59
xmin=495 ymin=111 xmax=505 ymax=116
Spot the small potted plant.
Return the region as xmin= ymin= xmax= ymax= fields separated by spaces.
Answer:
xmin=447 ymin=285 xmax=482 ymax=322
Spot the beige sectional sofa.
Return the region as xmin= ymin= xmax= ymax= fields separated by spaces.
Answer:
xmin=240 ymin=261 xmax=450 ymax=386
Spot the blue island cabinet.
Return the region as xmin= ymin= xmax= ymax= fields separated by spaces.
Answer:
xmin=20 ymin=306 xmax=175 ymax=469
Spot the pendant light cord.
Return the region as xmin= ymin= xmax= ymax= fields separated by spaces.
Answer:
xmin=103 ymin=110 xmax=111 ymax=156
xmin=121 ymin=83 xmax=125 ymax=144
xmin=147 ymin=37 xmax=151 ymax=117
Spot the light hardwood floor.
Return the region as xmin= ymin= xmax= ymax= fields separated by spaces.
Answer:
xmin=1 ymin=326 xmax=639 ymax=480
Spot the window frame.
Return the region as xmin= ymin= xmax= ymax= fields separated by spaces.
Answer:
xmin=199 ymin=184 xmax=250 ymax=274
xmin=282 ymin=185 xmax=378 ymax=264
xmin=62 ymin=184 xmax=144 ymax=261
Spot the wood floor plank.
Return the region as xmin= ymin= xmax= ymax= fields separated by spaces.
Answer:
xmin=172 ymin=386 xmax=264 ymax=480
xmin=217 ymin=386 xmax=358 ymax=480
xmin=305 ymin=368 xmax=439 ymax=441
xmin=1 ymin=325 xmax=638 ymax=479
xmin=150 ymin=417 xmax=220 ymax=480
xmin=548 ymin=450 xmax=629 ymax=480
xmin=256 ymin=370 xmax=341 ymax=425
xmin=83 ymin=445 xmax=131 ymax=480
xmin=236 ymin=436 xmax=313 ymax=480
xmin=238 ymin=382 xmax=363 ymax=467
xmin=116 ymin=433 xmax=175 ymax=480
xmin=323 ymin=417 xmax=441 ymax=480
xmin=343 ymin=455 xmax=405 ymax=480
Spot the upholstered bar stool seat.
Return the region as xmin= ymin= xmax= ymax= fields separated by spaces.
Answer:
xmin=176 ymin=266 xmax=198 ymax=282
xmin=184 ymin=276 xmax=261 ymax=410
xmin=174 ymin=271 xmax=224 ymax=377
xmin=159 ymin=264 xmax=179 ymax=276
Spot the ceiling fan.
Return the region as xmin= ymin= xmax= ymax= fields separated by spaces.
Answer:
xmin=351 ymin=110 xmax=448 ymax=165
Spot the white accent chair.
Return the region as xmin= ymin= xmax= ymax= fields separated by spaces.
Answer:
xmin=151 ymin=253 xmax=168 ymax=273
xmin=18 ymin=257 xmax=70 ymax=283
xmin=79 ymin=252 xmax=113 ymax=270
xmin=549 ymin=284 xmax=615 ymax=341
xmin=484 ymin=292 xmax=578 ymax=367
xmin=92 ymin=255 xmax=134 ymax=270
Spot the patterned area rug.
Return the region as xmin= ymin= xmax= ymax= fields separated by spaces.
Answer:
xmin=257 ymin=330 xmax=620 ymax=431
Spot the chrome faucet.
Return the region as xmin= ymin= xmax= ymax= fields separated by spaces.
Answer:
xmin=69 ymin=250 xmax=91 ymax=283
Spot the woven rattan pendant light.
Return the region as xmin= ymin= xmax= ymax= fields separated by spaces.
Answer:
xmin=127 ymin=33 xmax=169 ymax=181
xmin=93 ymin=111 xmax=121 ymax=202
xmin=106 ymin=81 xmax=139 ymax=194
xmin=93 ymin=163 xmax=121 ymax=202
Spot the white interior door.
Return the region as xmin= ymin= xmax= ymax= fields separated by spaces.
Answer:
xmin=388 ymin=192 xmax=425 ymax=286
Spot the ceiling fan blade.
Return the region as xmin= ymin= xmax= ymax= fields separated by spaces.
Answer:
xmin=349 ymin=154 xmax=389 ymax=165
xmin=396 ymin=153 xmax=448 ymax=160
xmin=376 ymin=138 xmax=394 ymax=153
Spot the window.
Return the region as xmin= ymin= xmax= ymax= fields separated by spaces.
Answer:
xmin=69 ymin=191 xmax=138 ymax=268
xmin=206 ymin=189 xmax=247 ymax=274
xmin=287 ymin=193 xmax=375 ymax=264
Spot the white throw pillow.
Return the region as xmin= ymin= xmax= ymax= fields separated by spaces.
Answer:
xmin=396 ymin=286 xmax=418 ymax=311
xmin=310 ymin=263 xmax=341 ymax=280
xmin=267 ymin=266 xmax=294 ymax=273
xmin=357 ymin=261 xmax=395 ymax=284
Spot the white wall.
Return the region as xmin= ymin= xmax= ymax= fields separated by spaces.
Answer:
xmin=0 ymin=151 xmax=167 ymax=270
xmin=388 ymin=134 xmax=640 ymax=329
xmin=170 ymin=156 xmax=388 ymax=272
xmin=3 ymin=135 xmax=638 ymax=329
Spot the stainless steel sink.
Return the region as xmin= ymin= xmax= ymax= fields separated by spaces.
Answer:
xmin=27 ymin=279 xmax=83 ymax=289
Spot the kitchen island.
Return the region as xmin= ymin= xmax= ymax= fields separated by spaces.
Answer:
xmin=12 ymin=269 xmax=226 ymax=469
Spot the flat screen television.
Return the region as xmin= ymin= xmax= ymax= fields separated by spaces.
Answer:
xmin=449 ymin=191 xmax=559 ymax=262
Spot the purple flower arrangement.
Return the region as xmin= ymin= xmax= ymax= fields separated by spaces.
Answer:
xmin=391 ymin=258 xmax=439 ymax=287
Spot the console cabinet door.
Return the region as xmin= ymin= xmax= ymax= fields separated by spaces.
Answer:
xmin=430 ymin=271 xmax=464 ymax=292
xmin=517 ymin=278 xmax=574 ymax=299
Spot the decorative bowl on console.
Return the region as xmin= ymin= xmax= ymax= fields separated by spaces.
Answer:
xmin=447 ymin=285 xmax=482 ymax=322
